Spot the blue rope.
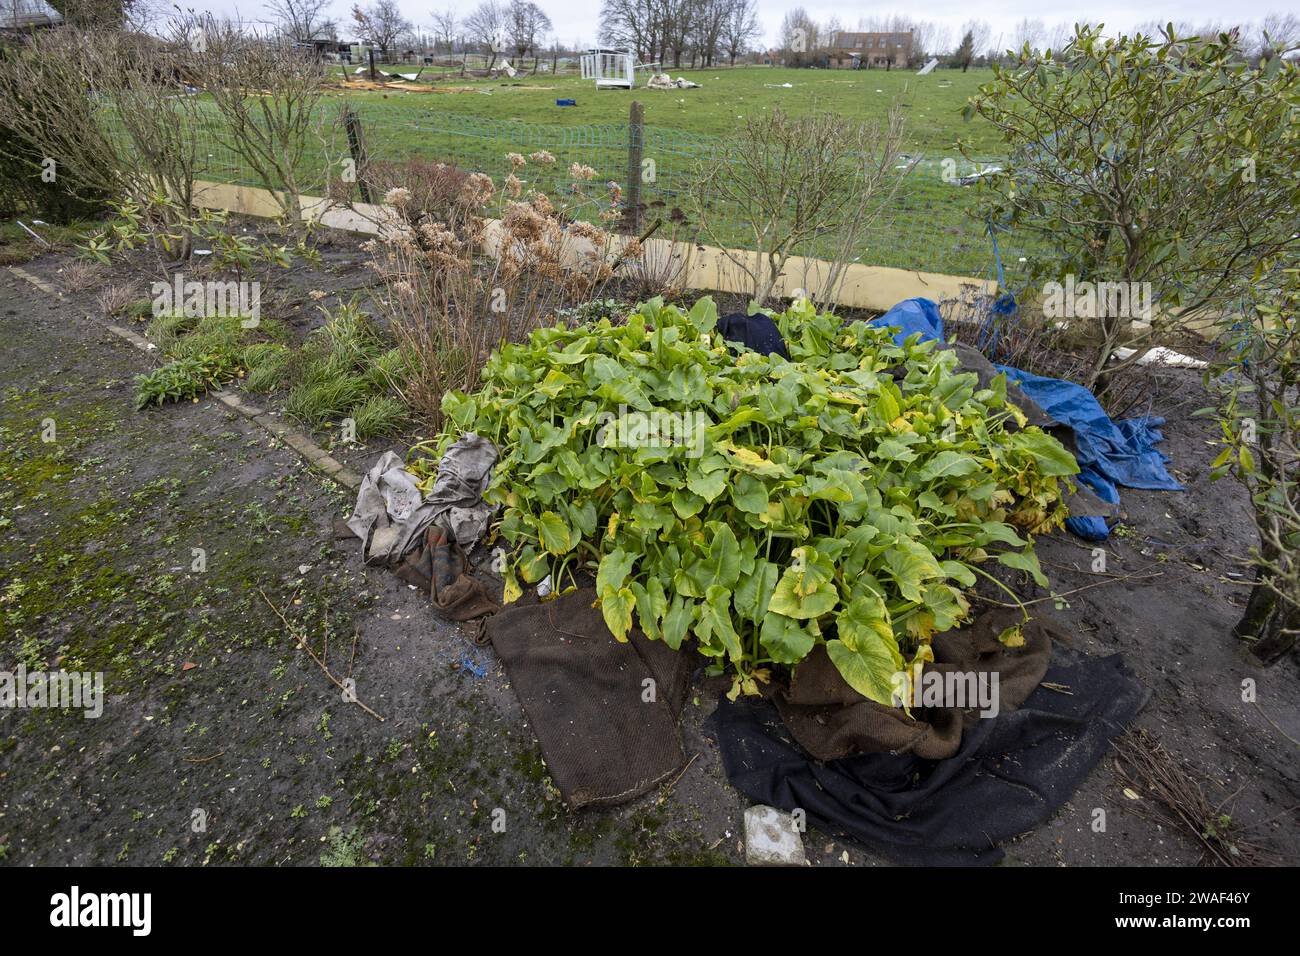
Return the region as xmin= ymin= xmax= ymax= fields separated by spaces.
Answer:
xmin=980 ymin=219 xmax=1020 ymax=358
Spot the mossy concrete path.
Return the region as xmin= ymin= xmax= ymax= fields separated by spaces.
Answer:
xmin=0 ymin=267 xmax=742 ymax=866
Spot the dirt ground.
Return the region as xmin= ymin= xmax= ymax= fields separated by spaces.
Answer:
xmin=2 ymin=241 xmax=1298 ymax=868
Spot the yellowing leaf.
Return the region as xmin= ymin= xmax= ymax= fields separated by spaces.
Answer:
xmin=997 ymin=624 xmax=1026 ymax=648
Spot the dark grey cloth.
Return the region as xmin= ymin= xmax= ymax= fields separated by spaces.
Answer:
xmin=346 ymin=434 xmax=498 ymax=564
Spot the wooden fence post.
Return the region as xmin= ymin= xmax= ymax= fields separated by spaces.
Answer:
xmin=343 ymin=107 xmax=373 ymax=205
xmin=623 ymin=100 xmax=644 ymax=235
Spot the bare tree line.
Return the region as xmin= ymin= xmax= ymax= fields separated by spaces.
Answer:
xmin=60 ymin=2 xmax=1300 ymax=71
xmin=596 ymin=0 xmax=762 ymax=68
xmin=772 ymin=8 xmax=1300 ymax=69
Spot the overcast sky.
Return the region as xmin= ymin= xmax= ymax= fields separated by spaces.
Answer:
xmin=180 ymin=1 xmax=1295 ymax=51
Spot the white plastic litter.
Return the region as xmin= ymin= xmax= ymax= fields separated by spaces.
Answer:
xmin=1112 ymin=346 xmax=1208 ymax=369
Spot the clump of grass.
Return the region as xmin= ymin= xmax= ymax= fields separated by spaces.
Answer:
xmin=241 ymin=342 xmax=292 ymax=393
xmin=167 ymin=314 xmax=245 ymax=363
xmin=351 ymin=394 xmax=407 ymax=440
xmin=285 ymin=369 xmax=369 ymax=424
xmin=96 ymin=283 xmax=141 ymax=319
xmin=145 ymin=311 xmax=199 ymax=352
xmin=284 ymin=298 xmax=408 ymax=439
xmin=138 ymin=309 xmax=289 ymax=409
xmin=126 ymin=299 xmax=154 ymax=321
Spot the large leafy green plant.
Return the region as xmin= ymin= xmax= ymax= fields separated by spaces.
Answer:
xmin=426 ymin=298 xmax=1078 ymax=700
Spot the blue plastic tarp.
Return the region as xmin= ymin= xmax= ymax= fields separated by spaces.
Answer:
xmin=870 ymin=298 xmax=1181 ymax=540
xmin=870 ymin=297 xmax=945 ymax=346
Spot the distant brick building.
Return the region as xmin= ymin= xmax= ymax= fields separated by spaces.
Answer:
xmin=829 ymin=31 xmax=913 ymax=69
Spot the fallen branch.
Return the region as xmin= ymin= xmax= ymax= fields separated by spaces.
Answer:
xmin=974 ymin=563 xmax=1167 ymax=610
xmin=259 ymin=588 xmax=386 ymax=722
xmin=1112 ymin=728 xmax=1267 ymax=866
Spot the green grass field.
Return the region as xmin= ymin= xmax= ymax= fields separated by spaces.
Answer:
xmin=326 ymin=65 xmax=1001 ymax=155
xmin=193 ymin=66 xmax=1025 ymax=279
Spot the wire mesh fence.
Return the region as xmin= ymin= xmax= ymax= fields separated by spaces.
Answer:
xmin=188 ymin=99 xmax=1035 ymax=284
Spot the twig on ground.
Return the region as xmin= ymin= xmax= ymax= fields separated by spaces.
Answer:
xmin=1112 ymin=728 xmax=1268 ymax=866
xmin=183 ymin=751 xmax=226 ymax=763
xmin=656 ymin=753 xmax=699 ymax=805
xmin=1252 ymin=701 xmax=1300 ymax=750
xmin=258 ymin=588 xmax=386 ymax=722
xmin=974 ymin=563 xmax=1167 ymax=610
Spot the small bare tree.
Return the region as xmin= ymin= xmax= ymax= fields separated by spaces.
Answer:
xmin=351 ymin=0 xmax=412 ymax=59
xmin=183 ymin=16 xmax=326 ymax=231
xmin=686 ymin=104 xmax=907 ymax=307
xmin=431 ymin=9 xmax=459 ymax=55
xmin=266 ymin=0 xmax=335 ymax=43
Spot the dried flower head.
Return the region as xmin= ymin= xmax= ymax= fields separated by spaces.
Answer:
xmin=384 ymin=187 xmax=412 ymax=207
xmin=458 ymin=172 xmax=496 ymax=208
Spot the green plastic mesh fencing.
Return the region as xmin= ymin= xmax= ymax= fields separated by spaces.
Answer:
xmin=182 ymin=100 xmax=1034 ymax=282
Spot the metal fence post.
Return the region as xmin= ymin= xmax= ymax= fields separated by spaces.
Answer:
xmin=623 ymin=100 xmax=643 ymax=235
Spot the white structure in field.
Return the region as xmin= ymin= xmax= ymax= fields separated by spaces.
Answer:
xmin=581 ymin=48 xmax=637 ymax=89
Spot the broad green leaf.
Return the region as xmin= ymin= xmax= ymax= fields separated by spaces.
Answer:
xmin=731 ymin=473 xmax=769 ymax=514
xmin=599 ymin=585 xmax=637 ymax=641
xmin=997 ymin=547 xmax=1050 ymax=587
xmin=734 ymin=558 xmax=780 ymax=622
xmin=760 ymin=613 xmax=817 ymax=664
xmin=537 ymin=510 xmax=574 ymax=555
xmin=826 ymin=637 xmax=903 ymax=708
xmin=686 ymin=467 xmax=727 ymax=502
xmin=700 ymin=585 xmax=743 ymax=660
xmin=768 ymin=557 xmax=839 ymax=620
xmin=919 ymin=450 xmax=980 ymax=481
xmin=880 ymin=539 xmax=942 ymax=603
xmin=597 ymin=548 xmax=637 ymax=597
xmin=661 ymin=594 xmax=693 ymax=650
xmin=701 ymin=523 xmax=741 ymax=588
xmin=835 ymin=594 xmax=895 ymax=653
xmin=1010 ymin=430 xmax=1080 ymax=477
xmin=630 ymin=577 xmax=667 ymax=642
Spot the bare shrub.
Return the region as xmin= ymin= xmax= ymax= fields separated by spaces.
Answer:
xmin=686 ymin=104 xmax=907 ymax=307
xmin=366 ymin=155 xmax=638 ymax=427
xmin=0 ymin=29 xmax=202 ymax=257
xmin=941 ymin=294 xmax=1166 ymax=420
xmin=181 ymin=15 xmax=327 ymax=229
xmin=366 ymin=159 xmax=471 ymax=224
xmin=96 ymin=282 xmax=144 ymax=320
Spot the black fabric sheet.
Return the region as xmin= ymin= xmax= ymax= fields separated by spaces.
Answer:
xmin=708 ymin=652 xmax=1148 ymax=865
xmin=717 ymin=312 xmax=790 ymax=359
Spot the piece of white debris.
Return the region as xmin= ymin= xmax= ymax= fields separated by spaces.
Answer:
xmin=744 ymin=805 xmax=807 ymax=866
xmin=537 ymin=574 xmax=553 ymax=598
xmin=1112 ymin=346 xmax=1208 ymax=369
xmin=298 ymin=564 xmax=312 ymax=575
